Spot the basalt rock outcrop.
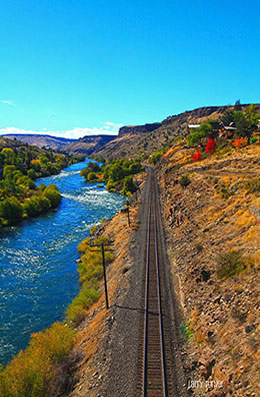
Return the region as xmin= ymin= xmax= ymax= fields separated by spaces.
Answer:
xmin=118 ymin=122 xmax=162 ymax=136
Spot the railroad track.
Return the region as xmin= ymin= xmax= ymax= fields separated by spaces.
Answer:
xmin=137 ymin=172 xmax=174 ymax=397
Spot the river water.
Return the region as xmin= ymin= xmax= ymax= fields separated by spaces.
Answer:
xmin=0 ymin=159 xmax=125 ymax=365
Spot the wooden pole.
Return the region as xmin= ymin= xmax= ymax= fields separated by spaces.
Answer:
xmin=101 ymin=243 xmax=109 ymax=309
xmin=127 ymin=207 xmax=131 ymax=227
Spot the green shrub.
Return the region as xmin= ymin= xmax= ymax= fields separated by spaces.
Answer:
xmin=215 ymin=183 xmax=232 ymax=199
xmin=149 ymin=150 xmax=163 ymax=165
xmin=180 ymin=322 xmax=193 ymax=343
xmin=68 ymin=235 xmax=113 ymax=324
xmin=249 ymin=136 xmax=260 ymax=145
xmin=216 ymin=250 xmax=246 ymax=279
xmin=243 ymin=178 xmax=260 ymax=194
xmin=66 ymin=285 xmax=100 ymax=325
xmin=179 ymin=175 xmax=191 ymax=187
xmin=43 ymin=184 xmax=61 ymax=208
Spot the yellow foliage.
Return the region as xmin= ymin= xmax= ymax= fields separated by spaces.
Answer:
xmin=162 ymin=145 xmax=182 ymax=159
xmin=77 ymin=237 xmax=91 ymax=253
xmin=245 ymin=225 xmax=259 ymax=241
xmin=221 ymin=176 xmax=231 ymax=185
xmin=0 ymin=323 xmax=75 ymax=396
xmin=236 ymin=210 xmax=256 ymax=228
xmin=252 ymin=250 xmax=260 ymax=267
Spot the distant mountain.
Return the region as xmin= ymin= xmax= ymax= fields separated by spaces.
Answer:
xmin=1 ymin=134 xmax=77 ymax=150
xmin=62 ymin=134 xmax=117 ymax=156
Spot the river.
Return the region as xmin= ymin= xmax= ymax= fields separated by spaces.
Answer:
xmin=0 ymin=159 xmax=125 ymax=365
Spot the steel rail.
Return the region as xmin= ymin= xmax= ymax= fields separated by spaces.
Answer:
xmin=142 ymin=173 xmax=168 ymax=396
xmin=142 ymin=175 xmax=151 ymax=396
xmin=154 ymin=188 xmax=167 ymax=397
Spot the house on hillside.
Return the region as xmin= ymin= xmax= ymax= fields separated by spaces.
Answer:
xmin=188 ymin=122 xmax=237 ymax=139
xmin=218 ymin=122 xmax=237 ymax=139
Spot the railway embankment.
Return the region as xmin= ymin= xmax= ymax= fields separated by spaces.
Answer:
xmin=69 ymin=173 xmax=146 ymax=396
xmin=157 ymin=144 xmax=260 ymax=396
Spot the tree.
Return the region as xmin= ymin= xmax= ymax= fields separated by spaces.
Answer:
xmin=245 ymin=104 xmax=260 ymax=130
xmin=43 ymin=184 xmax=61 ymax=208
xmin=233 ymin=111 xmax=251 ymax=138
xmin=121 ymin=176 xmax=137 ymax=195
xmin=187 ymin=123 xmax=212 ymax=147
xmin=109 ymin=164 xmax=125 ymax=182
xmin=129 ymin=162 xmax=142 ymax=174
xmin=3 ymin=165 xmax=16 ymax=179
xmin=27 ymin=169 xmax=36 ymax=180
xmin=221 ymin=109 xmax=234 ymax=125
xmin=23 ymin=195 xmax=51 ymax=217
xmin=87 ymin=172 xmax=97 ymax=181
xmin=0 ymin=196 xmax=23 ymax=225
xmin=1 ymin=148 xmax=15 ymax=165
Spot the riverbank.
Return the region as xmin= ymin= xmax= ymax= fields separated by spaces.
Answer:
xmin=0 ymin=159 xmax=125 ymax=368
xmin=0 ymin=138 xmax=85 ymax=229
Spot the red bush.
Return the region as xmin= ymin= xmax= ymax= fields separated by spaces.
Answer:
xmin=205 ymin=138 xmax=217 ymax=154
xmin=192 ymin=150 xmax=202 ymax=161
xmin=233 ymin=137 xmax=248 ymax=148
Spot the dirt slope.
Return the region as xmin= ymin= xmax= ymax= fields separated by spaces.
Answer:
xmin=157 ymin=144 xmax=260 ymax=396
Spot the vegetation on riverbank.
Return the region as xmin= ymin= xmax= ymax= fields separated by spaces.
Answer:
xmin=66 ymin=235 xmax=114 ymax=325
xmin=0 ymin=139 xmax=84 ymax=228
xmin=80 ymin=158 xmax=143 ymax=195
xmin=0 ymin=323 xmax=76 ymax=396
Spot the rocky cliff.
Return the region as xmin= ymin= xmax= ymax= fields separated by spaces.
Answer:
xmin=118 ymin=122 xmax=162 ymax=136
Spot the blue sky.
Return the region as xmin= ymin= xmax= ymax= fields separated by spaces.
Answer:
xmin=0 ymin=0 xmax=259 ymax=138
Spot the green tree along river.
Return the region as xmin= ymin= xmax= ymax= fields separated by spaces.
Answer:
xmin=0 ymin=159 xmax=125 ymax=365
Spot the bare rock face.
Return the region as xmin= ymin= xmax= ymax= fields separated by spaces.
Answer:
xmin=118 ymin=122 xmax=162 ymax=136
xmin=162 ymin=106 xmax=230 ymax=126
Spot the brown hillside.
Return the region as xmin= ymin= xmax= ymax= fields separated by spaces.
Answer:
xmin=157 ymin=143 xmax=260 ymax=396
xmin=94 ymin=104 xmax=258 ymax=160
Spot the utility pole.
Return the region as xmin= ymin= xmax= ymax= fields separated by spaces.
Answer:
xmin=101 ymin=243 xmax=109 ymax=309
xmin=89 ymin=241 xmax=113 ymax=310
xmin=126 ymin=200 xmax=131 ymax=227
